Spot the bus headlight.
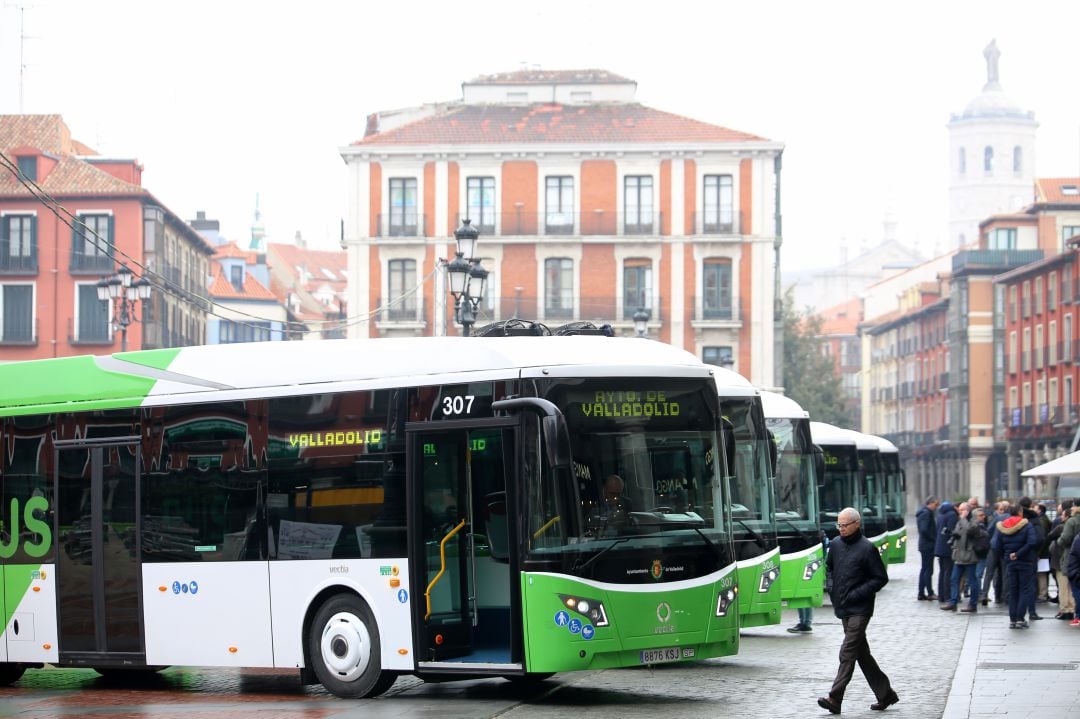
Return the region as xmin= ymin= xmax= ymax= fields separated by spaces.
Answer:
xmin=558 ymin=593 xmax=609 ymax=627
xmin=716 ymin=586 xmax=737 ymax=617
xmin=803 ymin=559 xmax=822 ymax=581
xmin=758 ymin=566 xmax=779 ymax=593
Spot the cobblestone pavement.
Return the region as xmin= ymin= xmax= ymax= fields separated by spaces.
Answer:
xmin=3 ymin=530 xmax=1078 ymax=718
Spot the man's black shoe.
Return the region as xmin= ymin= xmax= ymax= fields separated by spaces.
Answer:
xmin=1029 ymin=613 xmax=1043 ymax=620
xmin=817 ymin=696 xmax=841 ymax=714
xmin=870 ymin=692 xmax=900 ymax=711
xmin=1056 ymin=612 xmax=1074 ymax=621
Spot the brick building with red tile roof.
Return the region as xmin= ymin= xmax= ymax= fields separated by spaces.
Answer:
xmin=0 ymin=114 xmax=213 ymax=358
xmin=341 ymin=70 xmax=784 ymax=386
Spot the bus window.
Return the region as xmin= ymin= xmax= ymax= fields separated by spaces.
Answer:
xmin=142 ymin=401 xmax=264 ymax=562
xmin=267 ymin=390 xmax=406 ymax=560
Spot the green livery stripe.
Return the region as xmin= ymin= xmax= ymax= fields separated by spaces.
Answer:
xmin=114 ymin=347 xmax=182 ymax=372
xmin=3 ymin=564 xmax=40 ymax=628
xmin=0 ymin=354 xmax=163 ymax=417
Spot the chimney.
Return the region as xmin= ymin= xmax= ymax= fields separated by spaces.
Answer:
xmin=295 ymin=230 xmax=306 ymax=249
xmin=365 ymin=113 xmax=380 ymax=137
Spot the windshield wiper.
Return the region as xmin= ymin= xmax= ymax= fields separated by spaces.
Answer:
xmin=732 ymin=517 xmax=766 ymax=545
xmin=692 ymin=527 xmax=726 ymax=560
xmin=571 ymin=537 xmax=631 ymax=575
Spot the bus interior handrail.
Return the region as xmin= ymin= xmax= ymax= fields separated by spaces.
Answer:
xmin=425 ymin=518 xmax=467 ymax=621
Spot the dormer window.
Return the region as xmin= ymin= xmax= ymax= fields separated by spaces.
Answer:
xmin=15 ymin=156 xmax=36 ymax=182
xmin=1063 ymin=185 xmax=1079 ymax=196
xmin=230 ymin=265 xmax=244 ymax=292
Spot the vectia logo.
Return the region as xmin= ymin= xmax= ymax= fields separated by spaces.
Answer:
xmin=0 ymin=497 xmax=52 ymax=559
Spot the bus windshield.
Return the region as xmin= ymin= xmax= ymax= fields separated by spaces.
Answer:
xmin=720 ymin=397 xmax=775 ymax=538
xmin=526 ymin=377 xmax=731 ymax=583
xmin=767 ymin=416 xmax=819 ymax=528
xmin=820 ymin=444 xmax=857 ymax=528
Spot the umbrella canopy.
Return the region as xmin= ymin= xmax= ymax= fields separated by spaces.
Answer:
xmin=1021 ymin=450 xmax=1080 ymax=477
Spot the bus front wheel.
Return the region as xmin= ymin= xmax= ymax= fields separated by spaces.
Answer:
xmin=0 ymin=664 xmax=25 ymax=686
xmin=308 ymin=593 xmax=393 ymax=698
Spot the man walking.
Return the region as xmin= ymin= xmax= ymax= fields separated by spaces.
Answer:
xmin=817 ymin=507 xmax=899 ymax=715
xmin=916 ymin=496 xmax=939 ymax=600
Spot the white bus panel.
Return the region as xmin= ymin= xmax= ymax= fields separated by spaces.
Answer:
xmin=142 ymin=562 xmax=274 ymax=667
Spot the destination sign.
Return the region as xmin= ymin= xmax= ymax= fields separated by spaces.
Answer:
xmin=579 ymin=391 xmax=681 ymax=419
xmin=289 ymin=429 xmax=383 ymax=449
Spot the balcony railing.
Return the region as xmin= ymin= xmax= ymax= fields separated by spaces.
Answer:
xmin=373 ymin=213 xmax=426 ymax=238
xmin=937 ymin=426 xmax=949 ymax=442
xmin=691 ymin=297 xmax=742 ymax=323
xmin=375 ymin=296 xmax=426 ymax=324
xmin=952 ymin=249 xmax=1044 ymax=273
xmin=690 ymin=211 xmax=746 ymax=236
xmin=451 ymin=211 xmax=665 ymax=237
xmin=0 ymin=316 xmax=37 ymax=345
xmin=70 ymin=250 xmax=114 ymax=273
xmin=0 ymin=248 xmax=37 ymax=274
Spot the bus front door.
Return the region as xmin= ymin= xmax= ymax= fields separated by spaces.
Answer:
xmin=54 ymin=440 xmax=144 ymax=665
xmin=409 ymin=424 xmax=519 ymax=670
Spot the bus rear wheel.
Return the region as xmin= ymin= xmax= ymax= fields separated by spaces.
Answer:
xmin=308 ymin=593 xmax=393 ymax=698
xmin=0 ymin=664 xmax=25 ymax=686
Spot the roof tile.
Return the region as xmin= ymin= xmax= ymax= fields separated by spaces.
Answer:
xmin=356 ymin=103 xmax=766 ymax=146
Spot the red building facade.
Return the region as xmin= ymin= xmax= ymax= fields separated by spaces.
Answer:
xmin=0 ymin=115 xmax=212 ymax=359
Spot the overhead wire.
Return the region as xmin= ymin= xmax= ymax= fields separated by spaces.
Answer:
xmin=0 ymin=150 xmax=440 ymax=337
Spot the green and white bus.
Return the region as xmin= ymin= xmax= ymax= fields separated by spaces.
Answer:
xmin=867 ymin=435 xmax=906 ymax=564
xmin=810 ymin=422 xmax=889 ymax=560
xmin=759 ymin=391 xmax=824 ymax=610
xmin=0 ymin=336 xmax=739 ymax=697
xmin=714 ymin=369 xmax=780 ymax=629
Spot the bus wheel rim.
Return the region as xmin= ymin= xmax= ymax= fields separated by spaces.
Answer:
xmin=320 ymin=611 xmax=371 ymax=682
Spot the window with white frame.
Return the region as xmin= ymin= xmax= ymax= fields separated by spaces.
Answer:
xmin=624 ymin=176 xmax=654 ymax=234
xmin=988 ymin=228 xmax=1016 ymax=251
xmin=545 ymin=177 xmax=574 ymax=233
xmin=76 ymin=283 xmax=110 ymax=342
xmin=1 ymin=214 xmax=37 ymax=272
xmin=386 ymin=259 xmax=417 ymax=320
xmin=0 ymin=284 xmax=33 ymax=342
xmin=219 ymin=320 xmax=271 ymax=344
xmin=703 ymin=258 xmax=733 ymax=319
xmin=544 ymin=257 xmax=573 ymax=318
xmin=72 ymin=213 xmax=113 ymax=271
xmin=622 ymin=259 xmax=652 ymax=319
xmin=466 ymin=177 xmax=495 ymax=234
xmin=702 ymin=175 xmax=733 ymax=233
xmin=984 ymin=146 xmax=994 ymax=174
xmin=1064 ymin=225 xmax=1080 ymax=251
xmin=388 ymin=178 xmax=418 ymax=236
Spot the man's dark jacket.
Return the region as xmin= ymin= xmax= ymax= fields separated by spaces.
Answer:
xmin=1066 ymin=533 xmax=1080 ymax=587
xmin=934 ymin=502 xmax=959 ymax=557
xmin=916 ymin=504 xmax=936 ymax=553
xmin=826 ymin=527 xmax=889 ymax=619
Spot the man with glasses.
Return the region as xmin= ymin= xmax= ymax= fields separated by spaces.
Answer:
xmin=817 ymin=508 xmax=898 ymax=715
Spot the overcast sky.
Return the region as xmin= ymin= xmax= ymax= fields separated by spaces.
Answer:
xmin=2 ymin=0 xmax=1079 ymax=272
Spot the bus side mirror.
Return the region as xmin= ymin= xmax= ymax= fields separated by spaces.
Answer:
xmin=721 ymin=417 xmax=736 ymax=479
xmin=813 ymin=448 xmax=826 ymax=488
xmin=900 ymin=469 xmax=907 ymax=492
xmin=543 ymin=414 xmax=572 ymax=470
xmin=768 ymin=436 xmax=778 ymax=476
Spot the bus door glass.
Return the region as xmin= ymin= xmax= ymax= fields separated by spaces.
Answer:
xmin=55 ymin=440 xmax=143 ymax=658
xmin=410 ymin=425 xmax=516 ymax=665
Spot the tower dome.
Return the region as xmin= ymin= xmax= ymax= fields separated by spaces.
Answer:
xmin=947 ymin=40 xmax=1038 ymax=250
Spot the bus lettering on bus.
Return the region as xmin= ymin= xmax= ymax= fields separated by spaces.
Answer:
xmin=0 ymin=496 xmax=51 ymax=559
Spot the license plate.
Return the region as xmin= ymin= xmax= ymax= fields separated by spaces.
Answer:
xmin=639 ymin=646 xmax=694 ymax=664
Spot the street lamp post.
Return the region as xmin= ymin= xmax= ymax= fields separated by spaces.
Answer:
xmin=445 ymin=219 xmax=489 ymax=336
xmin=633 ymin=307 xmax=651 ymax=338
xmin=96 ymin=264 xmax=152 ymax=352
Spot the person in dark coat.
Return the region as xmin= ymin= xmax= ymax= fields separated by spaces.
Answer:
xmin=916 ymin=496 xmax=940 ymax=600
xmin=817 ymin=507 xmax=898 ymax=715
xmin=934 ymin=501 xmax=959 ymax=604
xmin=990 ymin=503 xmax=1038 ymax=628
xmin=1066 ymin=532 xmax=1080 ymax=626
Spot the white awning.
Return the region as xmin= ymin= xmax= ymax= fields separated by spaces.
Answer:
xmin=1021 ymin=450 xmax=1080 ymax=477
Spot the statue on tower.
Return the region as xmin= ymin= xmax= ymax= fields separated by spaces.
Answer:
xmin=983 ymin=39 xmax=1001 ymax=88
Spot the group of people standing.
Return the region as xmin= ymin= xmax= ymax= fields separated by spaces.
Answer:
xmin=916 ymin=494 xmax=1080 ymax=629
